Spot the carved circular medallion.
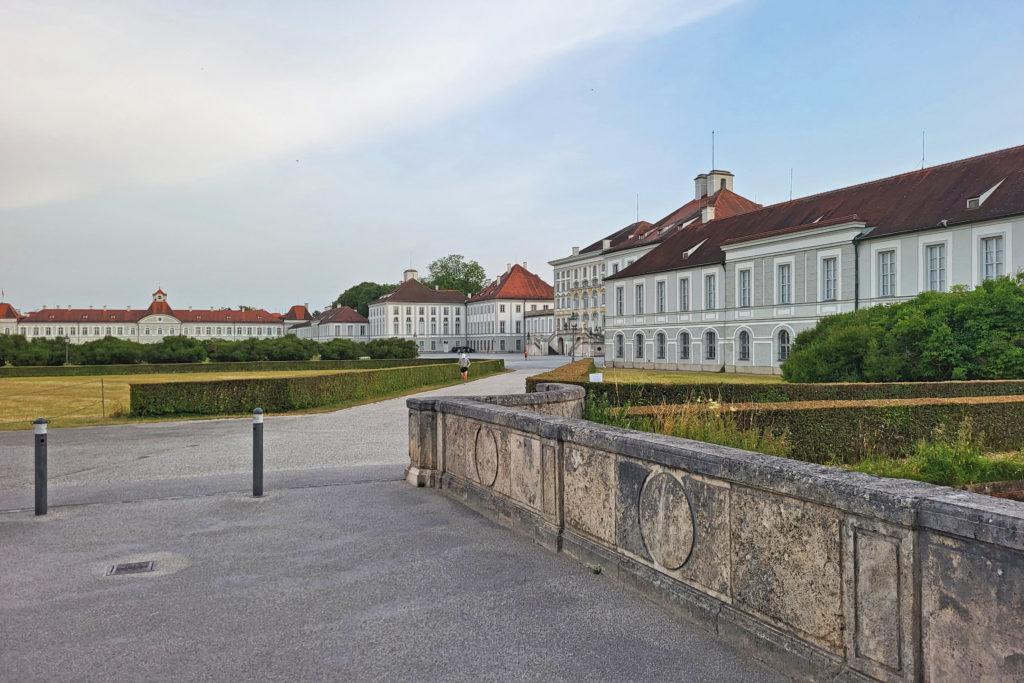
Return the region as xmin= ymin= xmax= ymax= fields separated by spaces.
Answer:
xmin=639 ymin=472 xmax=694 ymax=570
xmin=474 ymin=426 xmax=499 ymax=488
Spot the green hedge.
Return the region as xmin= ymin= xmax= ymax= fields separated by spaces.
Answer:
xmin=0 ymin=357 xmax=455 ymax=378
xmin=530 ymin=375 xmax=1024 ymax=405
xmin=731 ymin=398 xmax=1024 ymax=464
xmin=129 ymin=359 xmax=506 ymax=416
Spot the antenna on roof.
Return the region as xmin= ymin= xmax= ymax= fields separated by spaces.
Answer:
xmin=635 ymin=193 xmax=639 ymax=223
xmin=789 ymin=168 xmax=793 ymax=201
xmin=711 ymin=130 xmax=715 ymax=170
xmin=921 ymin=130 xmax=926 ymax=169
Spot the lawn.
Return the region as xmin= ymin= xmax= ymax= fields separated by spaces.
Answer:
xmin=599 ymin=368 xmax=783 ymax=385
xmin=0 ymin=369 xmax=354 ymax=431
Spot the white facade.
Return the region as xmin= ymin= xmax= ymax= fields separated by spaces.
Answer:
xmin=367 ymin=270 xmax=467 ymax=353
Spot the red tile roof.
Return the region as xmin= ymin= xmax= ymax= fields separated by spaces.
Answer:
xmin=313 ymin=305 xmax=368 ymax=324
xmin=578 ymin=188 xmax=761 ymax=257
xmin=609 ymin=144 xmax=1024 ymax=280
xmin=283 ymin=305 xmax=312 ymax=321
xmin=371 ymin=278 xmax=468 ymax=305
xmin=468 ymin=264 xmax=554 ymax=302
xmin=0 ymin=303 xmax=20 ymax=318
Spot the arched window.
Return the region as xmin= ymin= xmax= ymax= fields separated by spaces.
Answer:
xmin=679 ymin=332 xmax=690 ymax=360
xmin=656 ymin=332 xmax=666 ymax=359
xmin=635 ymin=333 xmax=644 ymax=360
xmin=778 ymin=330 xmax=791 ymax=361
xmin=705 ymin=331 xmax=717 ymax=360
xmin=738 ymin=331 xmax=751 ymax=361
xmin=615 ymin=334 xmax=624 ymax=359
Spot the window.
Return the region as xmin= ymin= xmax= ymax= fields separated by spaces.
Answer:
xmin=679 ymin=332 xmax=690 ymax=360
xmin=634 ymin=333 xmax=644 ymax=359
xmin=616 ymin=334 xmax=624 ymax=359
xmin=612 ymin=263 xmax=619 ymax=274
xmin=705 ymin=274 xmax=716 ymax=310
xmin=926 ymin=245 xmax=946 ymax=292
xmin=822 ymin=258 xmax=837 ymax=301
xmin=616 ymin=287 xmax=624 ymax=316
xmin=778 ymin=330 xmax=791 ymax=361
xmin=499 ymin=321 xmax=505 ymax=334
xmin=878 ymin=251 xmax=896 ymax=297
xmin=739 ymin=269 xmax=751 ymax=307
xmin=106 ymin=327 xmax=112 ymax=335
xmin=982 ymin=236 xmax=1004 ymax=281
xmin=656 ymin=281 xmax=665 ymax=313
xmin=738 ymin=331 xmax=750 ymax=361
xmin=515 ymin=304 xmax=521 ymax=313
xmin=635 ymin=284 xmax=644 ymax=314
xmin=777 ymin=264 xmax=791 ymax=304
xmin=656 ymin=333 xmax=666 ymax=359
xmin=704 ymin=331 xmax=717 ymax=360
xmin=499 ymin=339 xmax=505 ymax=350
xmin=57 ymin=327 xmax=63 ymax=335
xmin=500 ymin=304 xmax=505 ymax=313
xmin=679 ymin=279 xmax=689 ymax=311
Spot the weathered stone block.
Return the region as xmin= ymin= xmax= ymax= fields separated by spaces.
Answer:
xmin=731 ymin=486 xmax=843 ymax=652
xmin=563 ymin=445 xmax=615 ymax=545
xmin=921 ymin=531 xmax=1024 ymax=681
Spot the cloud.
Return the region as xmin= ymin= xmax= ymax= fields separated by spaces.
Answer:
xmin=0 ymin=0 xmax=740 ymax=209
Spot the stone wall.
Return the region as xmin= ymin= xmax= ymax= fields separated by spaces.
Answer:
xmin=406 ymin=383 xmax=1024 ymax=681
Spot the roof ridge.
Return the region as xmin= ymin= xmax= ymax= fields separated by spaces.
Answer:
xmin=769 ymin=143 xmax=1024 ymax=208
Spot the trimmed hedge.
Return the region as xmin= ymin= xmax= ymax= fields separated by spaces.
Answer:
xmin=525 ymin=359 xmax=594 ymax=392
xmin=529 ymin=374 xmax=1024 ymax=405
xmin=0 ymin=357 xmax=454 ymax=379
xmin=728 ymin=396 xmax=1024 ymax=464
xmin=129 ymin=359 xmax=506 ymax=416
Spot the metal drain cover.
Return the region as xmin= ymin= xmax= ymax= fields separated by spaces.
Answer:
xmin=107 ymin=561 xmax=155 ymax=576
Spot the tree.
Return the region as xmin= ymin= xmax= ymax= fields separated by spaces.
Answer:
xmin=423 ymin=255 xmax=487 ymax=295
xmin=144 ymin=336 xmax=207 ymax=364
xmin=366 ymin=337 xmax=418 ymax=359
xmin=331 ymin=282 xmax=395 ymax=317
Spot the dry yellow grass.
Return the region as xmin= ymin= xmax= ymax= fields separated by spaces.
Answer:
xmin=600 ymin=368 xmax=783 ymax=385
xmin=0 ymin=369 xmax=352 ymax=431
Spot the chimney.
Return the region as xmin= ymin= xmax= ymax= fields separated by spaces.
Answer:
xmin=403 ymin=269 xmax=418 ymax=282
xmin=67 ymin=305 xmax=71 ymax=310
xmin=102 ymin=305 xmax=107 ymax=311
xmin=706 ymin=170 xmax=734 ymax=195
xmin=601 ymin=239 xmax=611 ymax=250
xmin=89 ymin=305 xmax=93 ymax=309
xmin=694 ymin=173 xmax=708 ymax=199
xmin=304 ymin=302 xmax=309 ymax=309
xmin=572 ymin=247 xmax=579 ymax=256
xmin=506 ymin=263 xmax=511 ymax=273
xmin=701 ymin=204 xmax=716 ymax=223
xmin=522 ymin=261 xmax=527 ymax=270
xmin=127 ymin=306 xmax=131 ymax=311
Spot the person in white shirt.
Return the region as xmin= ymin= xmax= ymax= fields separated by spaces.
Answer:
xmin=459 ymin=352 xmax=470 ymax=384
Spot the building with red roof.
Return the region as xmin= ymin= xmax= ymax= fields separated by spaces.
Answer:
xmin=466 ymin=263 xmax=554 ymax=354
xmin=367 ymin=269 xmax=470 ymax=353
xmin=9 ymin=289 xmax=311 ymax=344
xmin=549 ymin=169 xmax=761 ymax=357
xmin=601 ymin=144 xmax=1024 ymax=374
xmin=291 ymin=306 xmax=369 ymax=342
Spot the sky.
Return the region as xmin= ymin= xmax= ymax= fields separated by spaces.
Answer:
xmin=2 ymin=0 xmax=1023 ymax=313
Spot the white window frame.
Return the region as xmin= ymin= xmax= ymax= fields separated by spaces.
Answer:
xmin=980 ymin=234 xmax=1005 ymax=282
xmin=870 ymin=241 xmax=901 ymax=299
xmin=737 ymin=329 xmax=751 ymax=362
xmin=655 ymin=280 xmax=666 ymax=313
xmin=878 ymin=250 xmax=897 ymax=298
xmin=817 ymin=249 xmax=841 ymax=302
xmin=635 ymin=283 xmax=645 ymax=315
xmin=704 ymin=273 xmax=716 ymax=310
xmin=737 ymin=266 xmax=752 ymax=308
xmin=678 ymin=277 xmax=690 ymax=312
xmin=775 ymin=259 xmax=794 ymax=305
xmin=924 ymin=242 xmax=948 ymax=292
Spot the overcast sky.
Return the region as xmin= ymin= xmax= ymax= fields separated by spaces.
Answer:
xmin=2 ymin=0 xmax=1022 ymax=313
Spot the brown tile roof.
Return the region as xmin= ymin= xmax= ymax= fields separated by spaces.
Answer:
xmin=608 ymin=144 xmax=1024 ymax=280
xmin=283 ymin=305 xmax=312 ymax=321
xmin=0 ymin=303 xmax=20 ymax=318
xmin=371 ymin=278 xmax=468 ymax=305
xmin=174 ymin=309 xmax=282 ymax=324
xmin=579 ymin=188 xmax=761 ymax=257
xmin=313 ymin=305 xmax=368 ymax=325
xmin=468 ymin=264 xmax=554 ymax=302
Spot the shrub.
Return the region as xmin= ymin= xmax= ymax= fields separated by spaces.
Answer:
xmin=76 ymin=336 xmax=145 ymax=365
xmin=9 ymin=338 xmax=65 ymax=366
xmin=144 ymin=336 xmax=207 ymax=364
xmin=365 ymin=337 xmax=418 ymax=359
xmin=130 ymin=359 xmax=505 ymax=416
xmin=783 ymin=275 xmax=1024 ymax=382
xmin=319 ymin=338 xmax=366 ymax=360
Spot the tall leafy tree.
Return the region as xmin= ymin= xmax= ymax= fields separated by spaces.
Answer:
xmin=332 ymin=282 xmax=396 ymax=317
xmin=424 ymin=254 xmax=487 ymax=295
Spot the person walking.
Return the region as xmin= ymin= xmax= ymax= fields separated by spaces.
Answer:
xmin=459 ymin=351 xmax=471 ymax=384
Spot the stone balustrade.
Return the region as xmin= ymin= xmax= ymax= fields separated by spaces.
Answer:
xmin=406 ymin=383 xmax=1024 ymax=681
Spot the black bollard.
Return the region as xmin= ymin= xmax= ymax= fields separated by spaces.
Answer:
xmin=34 ymin=418 xmax=48 ymax=515
xmin=253 ymin=408 xmax=263 ymax=497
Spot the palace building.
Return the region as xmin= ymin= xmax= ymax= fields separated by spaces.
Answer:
xmin=466 ymin=263 xmax=554 ymax=354
xmin=4 ymin=289 xmax=311 ymax=344
xmin=599 ymin=144 xmax=1024 ymax=374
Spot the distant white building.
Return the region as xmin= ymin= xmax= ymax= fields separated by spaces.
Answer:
xmin=466 ymin=263 xmax=554 ymax=353
xmin=8 ymin=289 xmax=310 ymax=344
xmin=291 ymin=305 xmax=369 ymax=342
xmin=368 ymin=270 xmax=468 ymax=353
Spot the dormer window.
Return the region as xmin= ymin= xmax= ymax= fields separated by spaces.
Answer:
xmin=967 ymin=197 xmax=980 ymax=209
xmin=967 ymin=178 xmax=1006 ymax=209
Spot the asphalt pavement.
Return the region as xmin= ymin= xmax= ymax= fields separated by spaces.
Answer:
xmin=0 ymin=355 xmax=784 ymax=682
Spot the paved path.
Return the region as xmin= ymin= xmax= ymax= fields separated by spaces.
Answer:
xmin=0 ymin=356 xmax=785 ymax=682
